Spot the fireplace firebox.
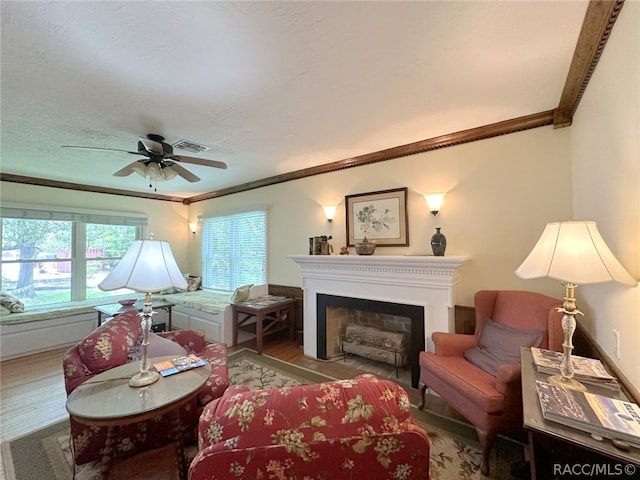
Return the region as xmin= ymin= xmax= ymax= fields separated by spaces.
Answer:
xmin=317 ymin=294 xmax=424 ymax=387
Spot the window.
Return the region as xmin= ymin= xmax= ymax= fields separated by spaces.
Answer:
xmin=1 ymin=205 xmax=146 ymax=308
xmin=201 ymin=209 xmax=267 ymax=291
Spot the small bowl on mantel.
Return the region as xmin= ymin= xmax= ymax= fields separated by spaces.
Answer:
xmin=355 ymin=238 xmax=376 ymax=255
xmin=118 ymin=299 xmax=137 ymax=307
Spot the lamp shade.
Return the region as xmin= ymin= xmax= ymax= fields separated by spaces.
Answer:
xmin=99 ymin=239 xmax=188 ymax=292
xmin=424 ymin=193 xmax=445 ymax=212
xmin=515 ymin=221 xmax=635 ymax=286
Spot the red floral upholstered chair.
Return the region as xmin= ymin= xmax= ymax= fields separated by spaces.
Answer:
xmin=189 ymin=374 xmax=430 ymax=480
xmin=62 ymin=309 xmax=229 ymax=465
xmin=418 ymin=290 xmax=563 ymax=476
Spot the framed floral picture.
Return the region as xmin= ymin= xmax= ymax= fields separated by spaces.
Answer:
xmin=345 ymin=187 xmax=409 ymax=246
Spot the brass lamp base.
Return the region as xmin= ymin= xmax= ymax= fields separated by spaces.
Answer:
xmin=549 ymin=374 xmax=587 ymax=392
xmin=129 ymin=370 xmax=160 ymax=388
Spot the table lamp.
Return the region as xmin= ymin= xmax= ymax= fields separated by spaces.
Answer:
xmin=99 ymin=236 xmax=187 ymax=387
xmin=515 ymin=221 xmax=635 ymax=391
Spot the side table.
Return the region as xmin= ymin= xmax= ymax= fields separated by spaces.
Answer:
xmin=232 ymin=295 xmax=296 ymax=354
xmin=94 ymin=300 xmax=175 ymax=330
xmin=66 ymin=356 xmax=210 ymax=480
xmin=521 ymin=347 xmax=640 ymax=479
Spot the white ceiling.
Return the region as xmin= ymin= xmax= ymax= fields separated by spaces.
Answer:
xmin=1 ymin=1 xmax=588 ymax=200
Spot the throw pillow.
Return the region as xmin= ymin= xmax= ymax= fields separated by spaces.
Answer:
xmin=230 ymin=284 xmax=253 ymax=303
xmin=463 ymin=317 xmax=544 ymax=376
xmin=187 ymin=275 xmax=202 ymax=292
xmin=129 ymin=332 xmax=187 ymax=361
xmin=0 ymin=292 xmax=25 ymax=313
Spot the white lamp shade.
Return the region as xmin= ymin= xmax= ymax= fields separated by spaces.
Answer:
xmin=322 ymin=205 xmax=337 ymax=220
xmin=99 ymin=240 xmax=188 ymax=292
xmin=515 ymin=221 xmax=635 ymax=286
xmin=424 ymin=193 xmax=445 ymax=212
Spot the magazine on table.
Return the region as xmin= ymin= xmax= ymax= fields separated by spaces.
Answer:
xmin=153 ymin=354 xmax=206 ymax=377
xmin=536 ymin=380 xmax=640 ymax=448
xmin=531 ymin=347 xmax=620 ymax=391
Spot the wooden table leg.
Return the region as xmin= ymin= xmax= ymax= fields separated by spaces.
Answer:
xmin=287 ymin=306 xmax=295 ymax=340
xmin=256 ymin=312 xmax=264 ymax=354
xmin=172 ymin=410 xmax=187 ymax=480
xmin=98 ymin=425 xmax=117 ymax=478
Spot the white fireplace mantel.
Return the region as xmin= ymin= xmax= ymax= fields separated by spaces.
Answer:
xmin=289 ymin=255 xmax=470 ymax=358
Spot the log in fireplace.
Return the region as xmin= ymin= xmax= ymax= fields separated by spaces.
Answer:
xmin=317 ymin=293 xmax=425 ymax=387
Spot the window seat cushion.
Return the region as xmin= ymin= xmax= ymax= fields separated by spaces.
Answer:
xmin=0 ymin=299 xmax=100 ymax=325
xmin=154 ymin=289 xmax=233 ymax=315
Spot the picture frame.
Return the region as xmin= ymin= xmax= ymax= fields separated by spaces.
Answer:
xmin=345 ymin=187 xmax=409 ymax=247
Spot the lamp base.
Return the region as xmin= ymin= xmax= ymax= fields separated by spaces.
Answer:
xmin=129 ymin=370 xmax=160 ymax=388
xmin=548 ymin=374 xmax=587 ymax=392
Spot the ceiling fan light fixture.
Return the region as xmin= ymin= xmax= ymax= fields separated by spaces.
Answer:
xmin=131 ymin=163 xmax=178 ymax=182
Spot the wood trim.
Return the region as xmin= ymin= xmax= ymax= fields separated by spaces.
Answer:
xmin=0 ymin=173 xmax=186 ymax=203
xmin=184 ymin=110 xmax=555 ymax=204
xmin=553 ymin=0 xmax=625 ymax=127
xmin=574 ymin=321 xmax=640 ymax=405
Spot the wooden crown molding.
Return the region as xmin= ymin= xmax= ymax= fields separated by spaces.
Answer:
xmin=184 ymin=111 xmax=555 ymax=204
xmin=0 ymin=0 xmax=624 ymax=205
xmin=0 ymin=173 xmax=185 ymax=203
xmin=554 ymin=0 xmax=625 ymax=127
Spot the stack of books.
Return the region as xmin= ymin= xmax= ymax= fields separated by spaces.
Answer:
xmin=536 ymin=380 xmax=640 ymax=449
xmin=531 ymin=347 xmax=620 ymax=391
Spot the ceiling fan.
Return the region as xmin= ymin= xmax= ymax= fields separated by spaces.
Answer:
xmin=62 ymin=134 xmax=227 ymax=189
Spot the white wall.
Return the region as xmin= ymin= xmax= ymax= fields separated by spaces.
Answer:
xmin=569 ymin=1 xmax=640 ymax=389
xmin=187 ymin=126 xmax=572 ymax=306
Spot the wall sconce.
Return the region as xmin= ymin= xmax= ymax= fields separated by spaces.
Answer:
xmin=188 ymin=222 xmax=198 ymax=235
xmin=322 ymin=205 xmax=337 ymax=222
xmin=424 ymin=193 xmax=445 ymax=216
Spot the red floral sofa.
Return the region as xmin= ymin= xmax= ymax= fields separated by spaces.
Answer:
xmin=62 ymin=309 xmax=229 ymax=465
xmin=189 ymin=373 xmax=430 ymax=480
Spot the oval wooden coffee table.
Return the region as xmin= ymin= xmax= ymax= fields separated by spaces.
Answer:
xmin=66 ymin=356 xmax=211 ymax=480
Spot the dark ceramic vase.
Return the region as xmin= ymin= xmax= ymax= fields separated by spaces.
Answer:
xmin=431 ymin=227 xmax=447 ymax=256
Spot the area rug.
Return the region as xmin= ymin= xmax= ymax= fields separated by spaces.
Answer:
xmin=1 ymin=348 xmax=525 ymax=480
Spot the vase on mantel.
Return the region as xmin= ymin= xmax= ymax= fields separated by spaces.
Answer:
xmin=431 ymin=227 xmax=447 ymax=256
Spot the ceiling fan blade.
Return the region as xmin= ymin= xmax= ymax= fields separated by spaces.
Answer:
xmin=113 ymin=161 xmax=142 ymax=177
xmin=61 ymin=145 xmax=142 ymax=155
xmin=138 ymin=137 xmax=164 ymax=156
xmin=168 ymin=162 xmax=201 ymax=182
xmin=169 ymin=155 xmax=227 ymax=169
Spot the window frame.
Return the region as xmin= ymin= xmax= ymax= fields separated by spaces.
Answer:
xmin=1 ymin=203 xmax=147 ymax=307
xmin=200 ymin=207 xmax=268 ymax=291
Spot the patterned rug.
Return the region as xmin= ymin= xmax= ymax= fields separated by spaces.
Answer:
xmin=1 ymin=348 xmax=525 ymax=479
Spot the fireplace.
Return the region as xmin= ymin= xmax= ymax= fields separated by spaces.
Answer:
xmin=317 ymin=293 xmax=425 ymax=387
xmin=290 ymin=254 xmax=469 ymax=388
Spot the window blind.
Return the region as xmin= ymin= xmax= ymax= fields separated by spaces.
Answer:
xmin=201 ymin=209 xmax=267 ymax=291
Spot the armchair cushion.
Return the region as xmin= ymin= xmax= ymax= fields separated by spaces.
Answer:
xmin=190 ymin=374 xmax=430 ymax=480
xmin=463 ymin=317 xmax=543 ymax=375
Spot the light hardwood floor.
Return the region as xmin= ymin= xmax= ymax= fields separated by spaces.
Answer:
xmin=0 ymin=335 xmax=451 ymax=479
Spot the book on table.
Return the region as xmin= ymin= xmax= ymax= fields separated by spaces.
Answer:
xmin=153 ymin=354 xmax=206 ymax=377
xmin=531 ymin=347 xmax=620 ymax=391
xmin=535 ymin=380 xmax=640 ymax=448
